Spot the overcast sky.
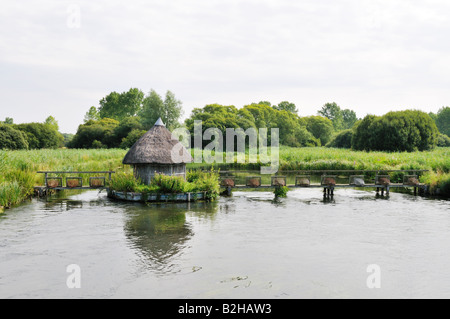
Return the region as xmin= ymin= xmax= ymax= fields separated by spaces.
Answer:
xmin=1 ymin=0 xmax=450 ymax=133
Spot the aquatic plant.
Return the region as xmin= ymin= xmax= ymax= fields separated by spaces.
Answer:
xmin=273 ymin=186 xmax=289 ymax=198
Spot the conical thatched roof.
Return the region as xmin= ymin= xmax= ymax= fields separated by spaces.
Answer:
xmin=122 ymin=118 xmax=192 ymax=165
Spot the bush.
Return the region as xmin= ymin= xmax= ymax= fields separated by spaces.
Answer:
xmin=0 ymin=124 xmax=29 ymax=150
xmin=274 ymin=186 xmax=289 ymax=198
xmin=120 ymin=129 xmax=146 ymax=149
xmin=435 ymin=107 xmax=450 ymax=137
xmin=151 ymin=174 xmax=188 ymax=193
xmin=437 ymin=133 xmax=450 ymax=147
xmin=326 ymin=129 xmax=353 ymax=148
xmin=15 ymin=122 xmax=63 ymax=149
xmin=303 ymin=116 xmax=334 ymax=146
xmin=420 ymin=171 xmax=450 ymax=197
xmin=68 ymin=118 xmax=119 ymax=149
xmin=109 ymin=172 xmax=140 ymax=192
xmin=352 ymin=111 xmax=438 ymax=152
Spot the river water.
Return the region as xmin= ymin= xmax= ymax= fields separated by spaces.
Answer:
xmin=0 ymin=188 xmax=449 ymax=299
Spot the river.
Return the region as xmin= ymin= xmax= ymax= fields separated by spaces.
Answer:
xmin=0 ymin=188 xmax=449 ymax=299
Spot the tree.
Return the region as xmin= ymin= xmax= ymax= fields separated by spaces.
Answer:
xmin=163 ymin=90 xmax=183 ymax=130
xmin=44 ymin=116 xmax=59 ymax=132
xmin=98 ymin=88 xmax=144 ymax=121
xmin=112 ymin=117 xmax=144 ymax=146
xmin=15 ymin=123 xmax=63 ymax=149
xmin=0 ymin=124 xmax=28 ymax=150
xmin=139 ymin=89 xmax=183 ymax=130
xmin=341 ymin=109 xmax=358 ymax=129
xmin=352 ymin=111 xmax=438 ymax=152
xmin=68 ymin=118 xmax=119 ymax=149
xmin=436 ymin=106 xmax=450 ymax=137
xmin=352 ymin=115 xmax=379 ymax=151
xmin=274 ymin=101 xmax=298 ymax=114
xmin=139 ymin=89 xmax=165 ymax=130
xmin=303 ymin=116 xmax=334 ymax=146
xmin=326 ymin=129 xmax=353 ymax=148
xmin=2 ymin=117 xmax=13 ymax=124
xmin=84 ymin=106 xmax=100 ymax=122
xmin=437 ymin=133 xmax=450 ymax=147
xmin=318 ymin=102 xmax=343 ymax=130
xmin=120 ymin=129 xmax=147 ymax=149
xmin=61 ymin=133 xmax=74 ymax=147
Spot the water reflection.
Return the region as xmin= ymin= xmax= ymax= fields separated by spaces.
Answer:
xmin=123 ymin=202 xmax=218 ymax=275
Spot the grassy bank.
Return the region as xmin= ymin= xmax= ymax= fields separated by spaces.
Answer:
xmin=0 ymin=149 xmax=127 ymax=209
xmin=0 ymin=147 xmax=449 ymax=209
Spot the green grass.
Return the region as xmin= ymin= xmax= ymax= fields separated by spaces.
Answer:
xmin=0 ymin=149 xmax=127 ymax=208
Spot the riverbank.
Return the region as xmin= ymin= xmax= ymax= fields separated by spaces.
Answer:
xmin=0 ymin=147 xmax=449 ymax=209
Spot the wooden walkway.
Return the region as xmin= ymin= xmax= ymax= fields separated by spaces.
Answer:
xmin=219 ymin=169 xmax=429 ymax=197
xmin=34 ymin=171 xmax=114 ymax=196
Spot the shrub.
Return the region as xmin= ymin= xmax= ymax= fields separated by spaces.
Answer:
xmin=14 ymin=122 xmax=63 ymax=149
xmin=109 ymin=172 xmax=140 ymax=192
xmin=0 ymin=124 xmax=29 ymax=150
xmin=437 ymin=133 xmax=450 ymax=147
xmin=326 ymin=129 xmax=353 ymax=148
xmin=303 ymin=116 xmax=334 ymax=146
xmin=274 ymin=186 xmax=289 ymax=198
xmin=151 ymin=174 xmax=188 ymax=193
xmin=120 ymin=129 xmax=146 ymax=149
xmin=352 ymin=111 xmax=438 ymax=152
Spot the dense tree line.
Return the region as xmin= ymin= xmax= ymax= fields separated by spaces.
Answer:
xmin=68 ymin=88 xmax=182 ymax=149
xmin=2 ymin=86 xmax=448 ymax=153
xmin=184 ymin=102 xmax=324 ymax=149
xmin=0 ymin=117 xmax=64 ymax=150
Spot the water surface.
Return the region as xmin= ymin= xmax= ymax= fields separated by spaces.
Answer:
xmin=0 ymin=188 xmax=449 ymax=298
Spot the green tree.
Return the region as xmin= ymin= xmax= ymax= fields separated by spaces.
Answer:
xmin=326 ymin=129 xmax=353 ymax=148
xmin=341 ymin=109 xmax=358 ymax=129
xmin=120 ymin=129 xmax=147 ymax=149
xmin=44 ymin=116 xmax=59 ymax=132
xmin=318 ymin=102 xmax=343 ymax=130
xmin=68 ymin=118 xmax=119 ymax=149
xmin=352 ymin=115 xmax=379 ymax=151
xmin=139 ymin=90 xmax=183 ymax=130
xmin=436 ymin=106 xmax=450 ymax=137
xmin=303 ymin=116 xmax=334 ymax=146
xmin=139 ymin=89 xmax=165 ymax=130
xmin=352 ymin=111 xmax=438 ymax=152
xmin=0 ymin=124 xmax=28 ymax=150
xmin=163 ymin=90 xmax=183 ymax=130
xmin=437 ymin=133 xmax=450 ymax=147
xmin=98 ymin=88 xmax=144 ymax=121
xmin=84 ymin=106 xmax=100 ymax=122
xmin=274 ymin=101 xmax=298 ymax=114
xmin=112 ymin=117 xmax=144 ymax=147
xmin=15 ymin=123 xmax=63 ymax=149
xmin=2 ymin=117 xmax=13 ymax=124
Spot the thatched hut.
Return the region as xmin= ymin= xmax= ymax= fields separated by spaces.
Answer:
xmin=122 ymin=118 xmax=192 ymax=185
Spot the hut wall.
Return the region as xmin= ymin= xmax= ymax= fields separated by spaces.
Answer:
xmin=133 ymin=163 xmax=186 ymax=185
